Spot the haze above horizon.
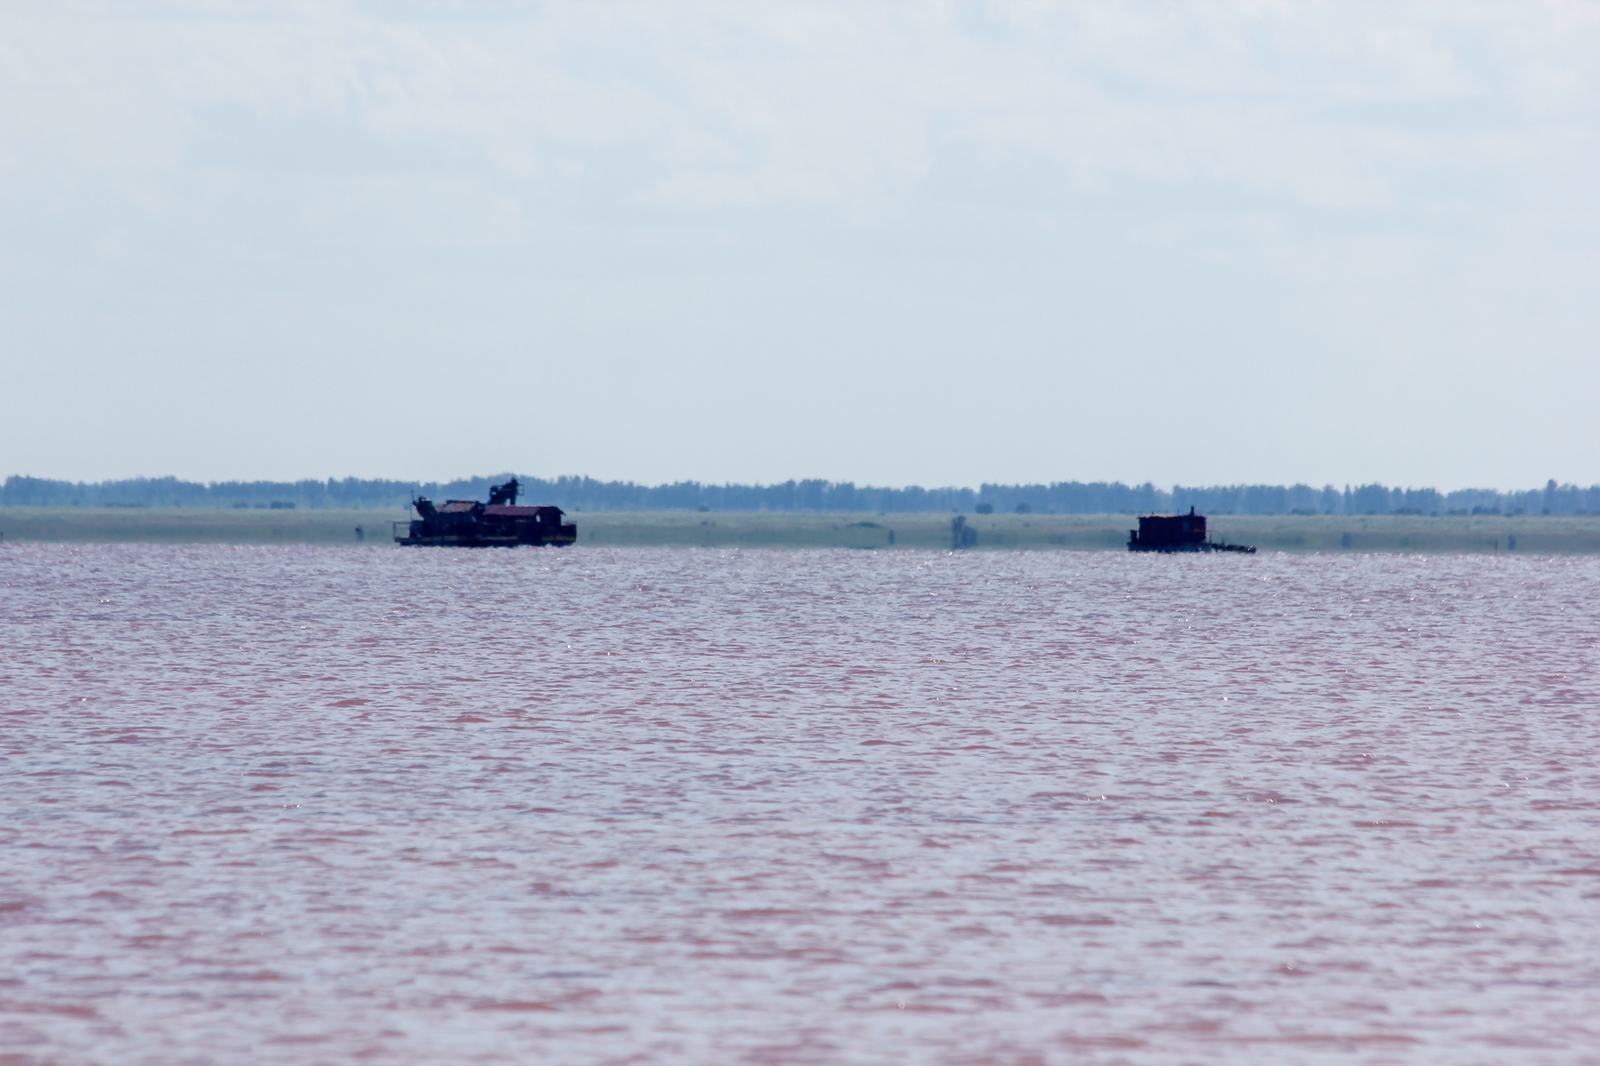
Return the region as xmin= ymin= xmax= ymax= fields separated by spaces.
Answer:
xmin=2 ymin=2 xmax=1597 ymax=489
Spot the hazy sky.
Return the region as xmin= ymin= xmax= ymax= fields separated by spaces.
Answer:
xmin=3 ymin=1 xmax=1597 ymax=489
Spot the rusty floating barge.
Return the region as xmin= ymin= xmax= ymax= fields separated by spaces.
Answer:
xmin=394 ymin=478 xmax=576 ymax=548
xmin=1128 ymin=508 xmax=1255 ymax=554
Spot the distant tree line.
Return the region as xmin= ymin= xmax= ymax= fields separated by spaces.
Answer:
xmin=3 ymin=474 xmax=1597 ymax=516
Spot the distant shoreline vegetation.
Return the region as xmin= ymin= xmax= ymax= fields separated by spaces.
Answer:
xmin=2 ymin=474 xmax=1595 ymax=517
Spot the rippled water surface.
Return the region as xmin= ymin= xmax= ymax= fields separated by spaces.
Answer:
xmin=4 ymin=544 xmax=1600 ymax=1065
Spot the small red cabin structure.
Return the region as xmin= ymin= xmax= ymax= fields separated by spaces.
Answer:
xmin=1128 ymin=507 xmax=1254 ymax=553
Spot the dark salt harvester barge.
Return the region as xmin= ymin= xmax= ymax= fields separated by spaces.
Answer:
xmin=1128 ymin=507 xmax=1255 ymax=554
xmin=394 ymin=478 xmax=576 ymax=547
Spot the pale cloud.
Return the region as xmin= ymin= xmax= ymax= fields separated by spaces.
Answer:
xmin=11 ymin=2 xmax=1594 ymax=218
xmin=1 ymin=1 xmax=1597 ymax=486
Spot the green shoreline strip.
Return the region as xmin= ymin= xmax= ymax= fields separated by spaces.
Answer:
xmin=4 ymin=507 xmax=1600 ymax=553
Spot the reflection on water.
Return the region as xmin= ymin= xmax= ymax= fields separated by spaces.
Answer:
xmin=3 ymin=544 xmax=1599 ymax=1064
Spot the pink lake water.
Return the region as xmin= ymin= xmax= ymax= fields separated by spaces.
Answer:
xmin=3 ymin=544 xmax=1599 ymax=1065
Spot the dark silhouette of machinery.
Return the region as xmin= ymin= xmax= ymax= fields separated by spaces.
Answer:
xmin=1128 ymin=508 xmax=1255 ymax=553
xmin=395 ymin=478 xmax=576 ymax=547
